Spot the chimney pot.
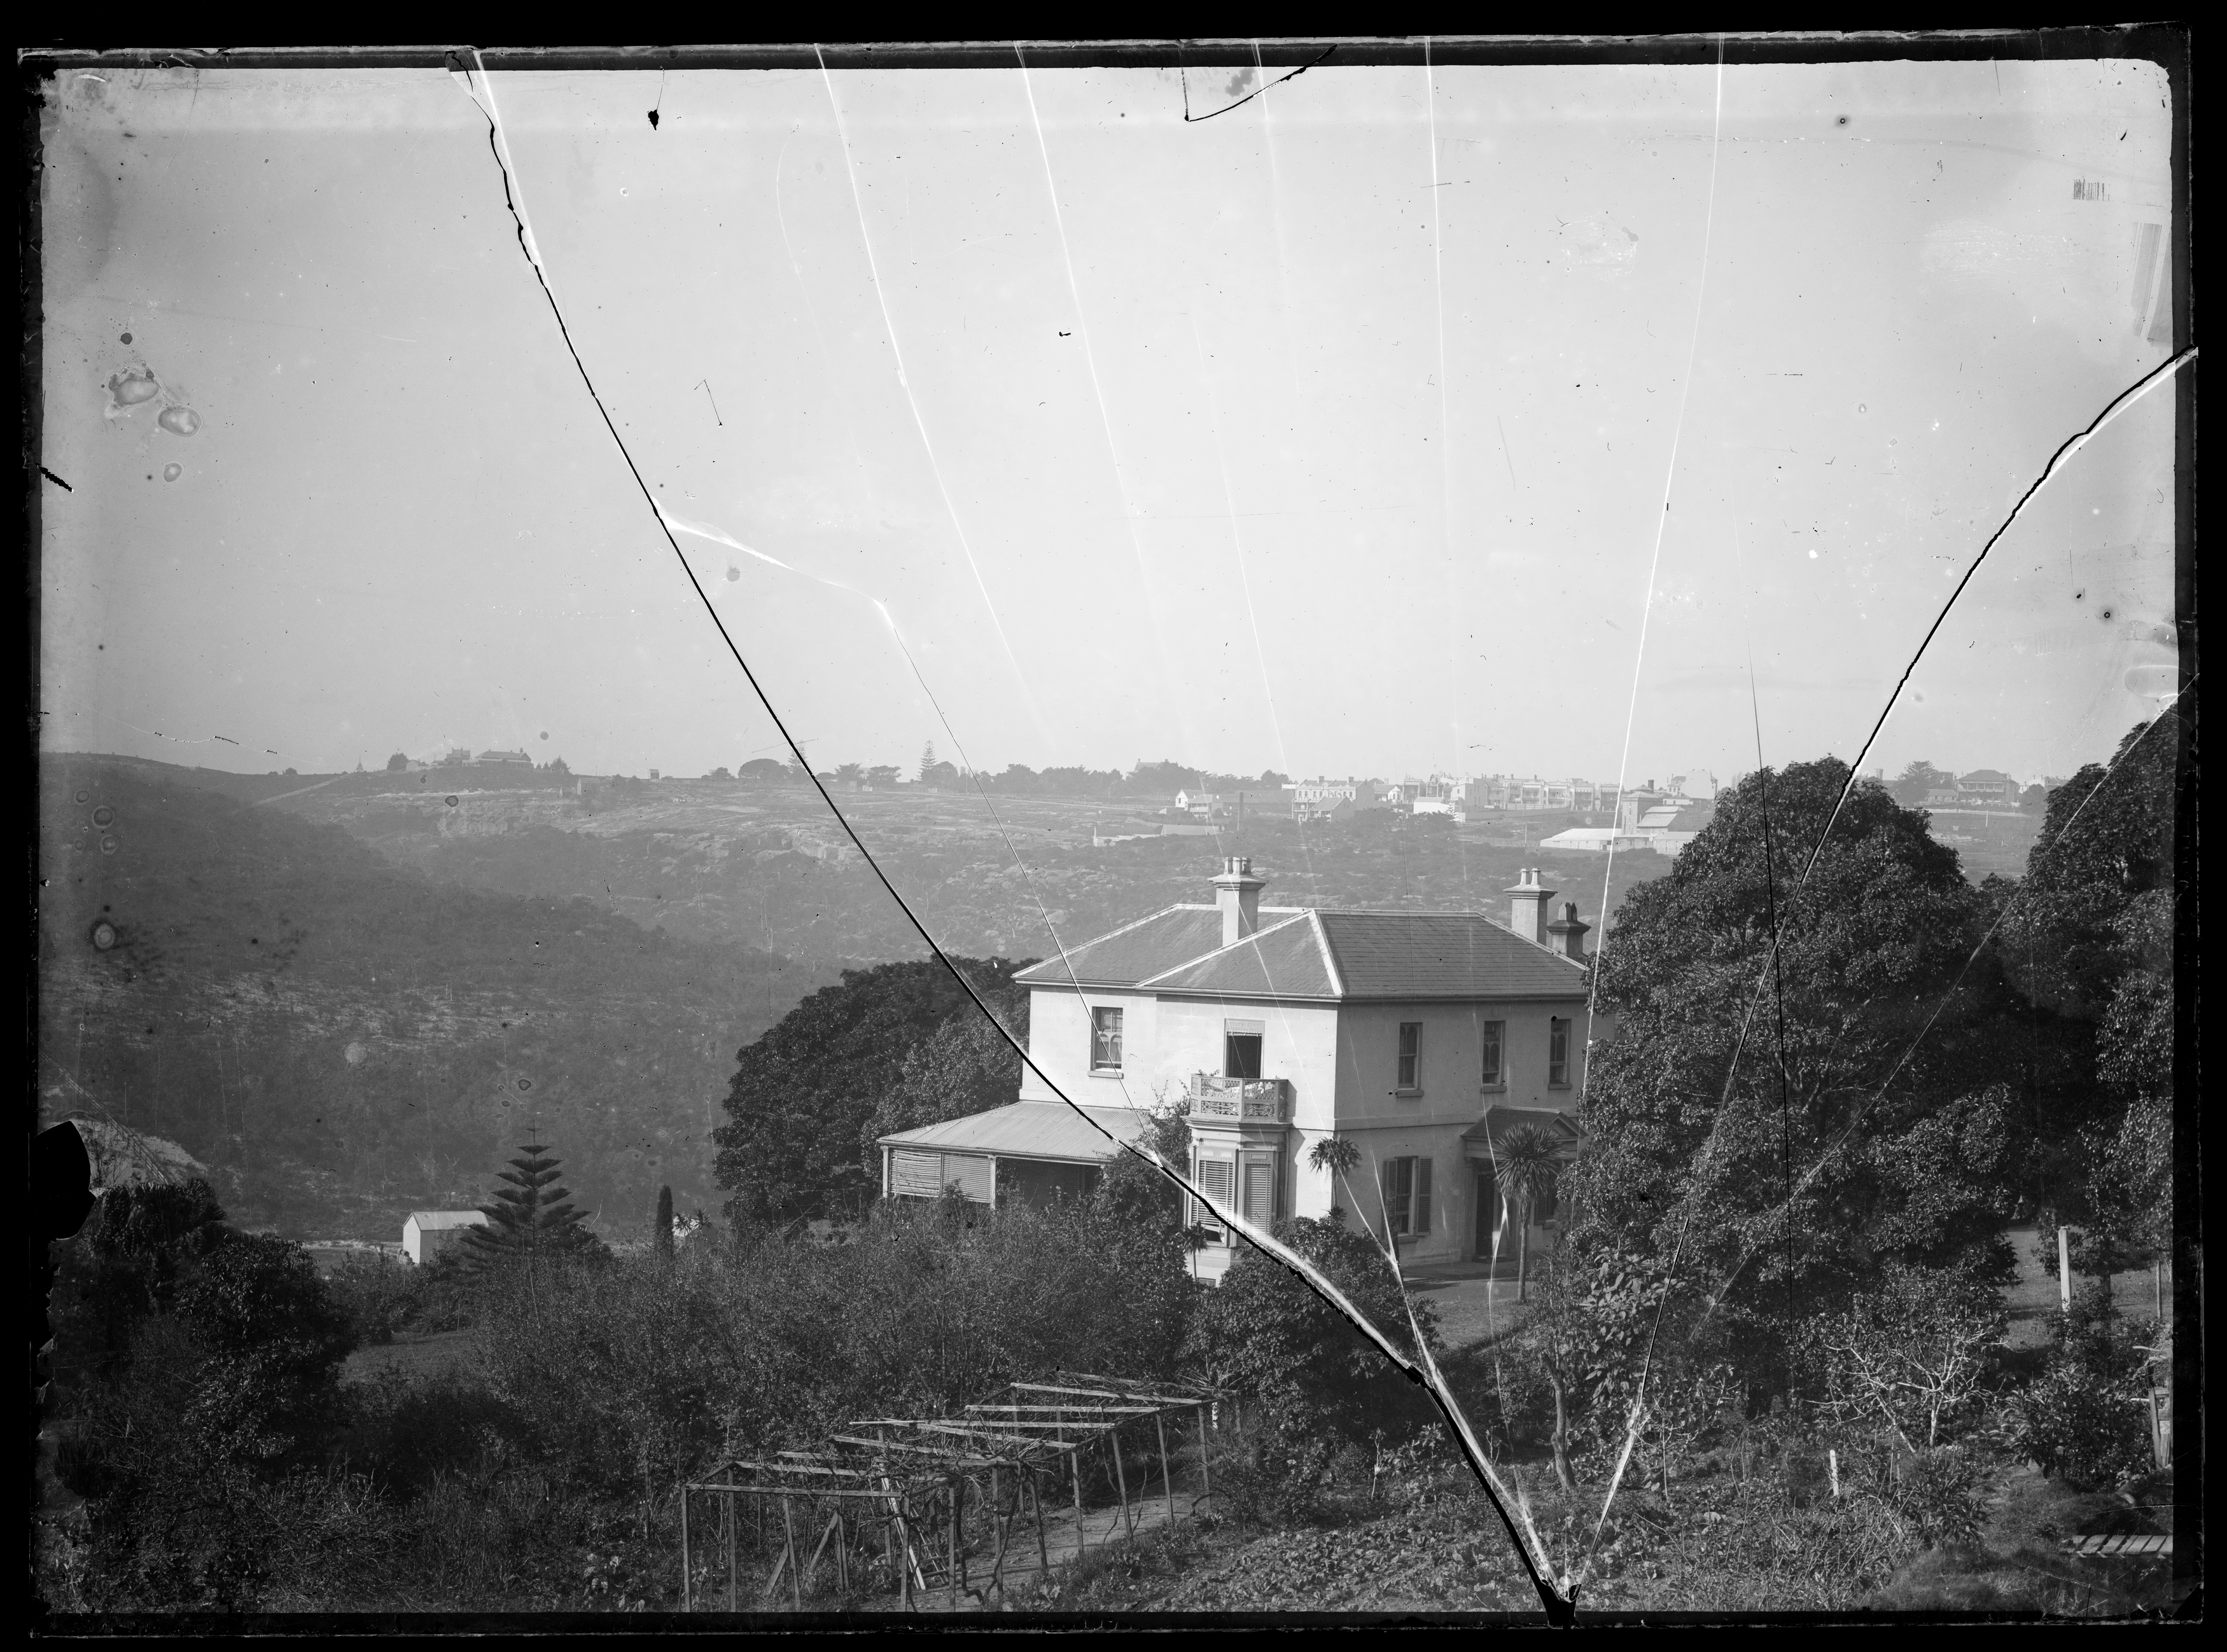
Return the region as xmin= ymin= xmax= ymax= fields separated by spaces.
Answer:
xmin=1212 ymin=856 xmax=1266 ymax=948
xmin=1505 ymin=868 xmax=1558 ymax=944
xmin=1547 ymin=899 xmax=1592 ymax=961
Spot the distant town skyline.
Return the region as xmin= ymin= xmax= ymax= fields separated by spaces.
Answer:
xmin=41 ymin=61 xmax=2177 ymax=796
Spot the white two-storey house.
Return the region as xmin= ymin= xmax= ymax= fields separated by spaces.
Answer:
xmin=877 ymin=857 xmax=1603 ymax=1282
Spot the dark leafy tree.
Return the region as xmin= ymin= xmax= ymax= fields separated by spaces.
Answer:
xmin=1568 ymin=758 xmax=2018 ymax=1395
xmin=1184 ymin=1211 xmax=1441 ymax=1499
xmin=1995 ymin=714 xmax=2179 ymax=1270
xmin=1126 ymin=758 xmax=1202 ymax=796
xmin=384 ymin=751 xmax=409 ymax=772
xmin=171 ymin=1232 xmax=356 ymax=1467
xmin=57 ymin=1179 xmax=232 ymax=1384
xmin=460 ymin=1144 xmax=604 ymax=1267
xmin=857 ymin=983 xmax=1030 ymax=1181
xmin=654 ymin=1185 xmax=675 ymax=1260
xmin=1889 ymin=760 xmax=1955 ymax=807
xmin=716 ymin=957 xmax=1033 ymax=1226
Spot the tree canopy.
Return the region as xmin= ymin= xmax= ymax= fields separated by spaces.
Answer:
xmin=460 ymin=1144 xmax=605 ymax=1266
xmin=1570 ymin=758 xmax=2020 ymax=1381
xmin=715 ymin=956 xmax=1034 ymax=1226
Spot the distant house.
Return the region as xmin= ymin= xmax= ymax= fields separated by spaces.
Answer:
xmin=1174 ymin=790 xmax=1222 ymax=818
xmin=403 ymin=1209 xmax=489 ymax=1265
xmin=1955 ymin=769 xmax=2018 ymax=805
xmin=473 ymin=749 xmax=531 ymax=766
xmin=1285 ymin=780 xmax=1361 ymax=824
xmin=882 ymin=857 xmax=1603 ymax=1284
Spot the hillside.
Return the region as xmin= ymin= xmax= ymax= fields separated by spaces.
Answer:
xmin=257 ymin=774 xmax=1684 ymax=970
xmin=37 ymin=758 xmax=825 ymax=1241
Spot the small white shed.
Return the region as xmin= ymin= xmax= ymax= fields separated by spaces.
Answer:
xmin=403 ymin=1209 xmax=489 ymax=1265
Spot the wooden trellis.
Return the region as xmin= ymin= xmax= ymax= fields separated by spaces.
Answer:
xmin=678 ymin=1370 xmax=1228 ymax=1611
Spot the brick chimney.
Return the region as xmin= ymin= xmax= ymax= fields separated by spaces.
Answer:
xmin=1211 ymin=856 xmax=1266 ymax=948
xmin=1546 ymin=900 xmax=1591 ymax=961
xmin=1506 ymin=867 xmax=1555 ymax=944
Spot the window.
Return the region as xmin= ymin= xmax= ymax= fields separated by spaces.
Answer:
xmin=1397 ymin=1022 xmax=1423 ymax=1092
xmin=1479 ymin=1020 xmax=1505 ymax=1088
xmin=1224 ymin=1033 xmax=1263 ymax=1080
xmin=1192 ymin=1156 xmax=1233 ymax=1239
xmin=1091 ymin=1006 xmax=1124 ymax=1072
xmin=1381 ymin=1155 xmax=1434 ymax=1237
xmin=1549 ymin=1017 xmax=1571 ymax=1088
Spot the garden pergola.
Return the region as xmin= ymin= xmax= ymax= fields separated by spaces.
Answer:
xmin=678 ymin=1370 xmax=1227 ymax=1611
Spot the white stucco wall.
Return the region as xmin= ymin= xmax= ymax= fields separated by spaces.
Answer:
xmin=1023 ymin=982 xmax=1603 ymax=1270
xmin=1321 ymin=999 xmax=1591 ymax=1265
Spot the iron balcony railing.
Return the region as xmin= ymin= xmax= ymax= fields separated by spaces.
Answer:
xmin=1187 ymin=1074 xmax=1291 ymax=1122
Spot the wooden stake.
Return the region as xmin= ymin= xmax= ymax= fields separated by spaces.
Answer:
xmin=725 ymin=1475 xmax=738 ymax=1613
xmin=784 ymin=1492 xmax=802 ymax=1610
xmin=802 ymin=1507 xmax=841 ymax=1596
xmin=988 ymin=1475 xmax=1012 ymax=1602
xmin=1157 ymin=1412 xmax=1176 ymax=1528
xmin=1198 ymin=1405 xmax=1211 ymax=1497
xmin=1031 ymin=1475 xmax=1051 ymax=1580
xmin=1072 ymin=1439 xmax=1086 ymax=1556
xmin=680 ymin=1486 xmax=692 ymax=1613
xmin=1110 ymin=1427 xmax=1135 ymax=1542
xmin=948 ymin=1479 xmax=961 ymax=1608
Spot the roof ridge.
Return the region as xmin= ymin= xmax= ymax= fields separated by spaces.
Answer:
xmin=1133 ymin=909 xmax=1313 ymax=987
xmin=1013 ymin=902 xmax=1208 ymax=980
xmin=1310 ymin=910 xmax=1348 ymax=998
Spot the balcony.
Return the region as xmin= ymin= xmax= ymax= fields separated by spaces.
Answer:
xmin=1187 ymin=1074 xmax=1291 ymax=1123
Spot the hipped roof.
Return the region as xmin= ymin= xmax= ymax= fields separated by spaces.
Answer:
xmin=1016 ymin=902 xmax=1588 ymax=1002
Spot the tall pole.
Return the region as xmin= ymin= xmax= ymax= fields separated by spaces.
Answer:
xmin=1197 ymin=1405 xmax=1211 ymax=1497
xmin=680 ymin=1486 xmax=692 ymax=1613
xmin=1110 ymin=1427 xmax=1135 ymax=1543
xmin=1032 ymin=1475 xmax=1051 ymax=1580
xmin=2059 ymin=1225 xmax=2074 ymax=1314
xmin=725 ymin=1477 xmax=738 ymax=1613
xmin=948 ymin=1478 xmax=961 ymax=1609
xmin=1072 ymin=1439 xmax=1086 ymax=1557
xmin=783 ymin=1492 xmax=802 ymax=1611
xmin=1156 ymin=1413 xmax=1176 ymax=1528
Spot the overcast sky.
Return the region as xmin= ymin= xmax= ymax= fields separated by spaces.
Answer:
xmin=41 ymin=55 xmax=2178 ymax=791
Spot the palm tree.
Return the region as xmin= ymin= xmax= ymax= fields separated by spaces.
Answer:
xmin=1306 ymin=1135 xmax=1371 ymax=1247
xmin=1490 ymin=1126 xmax=1562 ymax=1302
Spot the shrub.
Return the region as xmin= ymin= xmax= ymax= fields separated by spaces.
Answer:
xmin=1183 ymin=1211 xmax=1441 ymax=1510
xmin=2015 ymin=1281 xmax=2153 ymax=1490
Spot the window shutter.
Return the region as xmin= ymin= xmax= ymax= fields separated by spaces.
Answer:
xmin=891 ymin=1149 xmax=942 ymax=1199
xmin=1196 ymin=1158 xmax=1234 ymax=1235
xmin=1414 ymin=1158 xmax=1433 ymax=1235
xmin=943 ymin=1153 xmax=993 ymax=1203
xmin=1242 ymin=1157 xmax=1274 ymax=1226
xmin=1382 ymin=1157 xmax=1411 ymax=1235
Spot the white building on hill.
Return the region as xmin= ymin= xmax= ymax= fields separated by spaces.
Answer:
xmin=878 ymin=858 xmax=1605 ymax=1284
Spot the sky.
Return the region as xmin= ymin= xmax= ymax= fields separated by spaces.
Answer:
xmin=40 ymin=55 xmax=2180 ymax=791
